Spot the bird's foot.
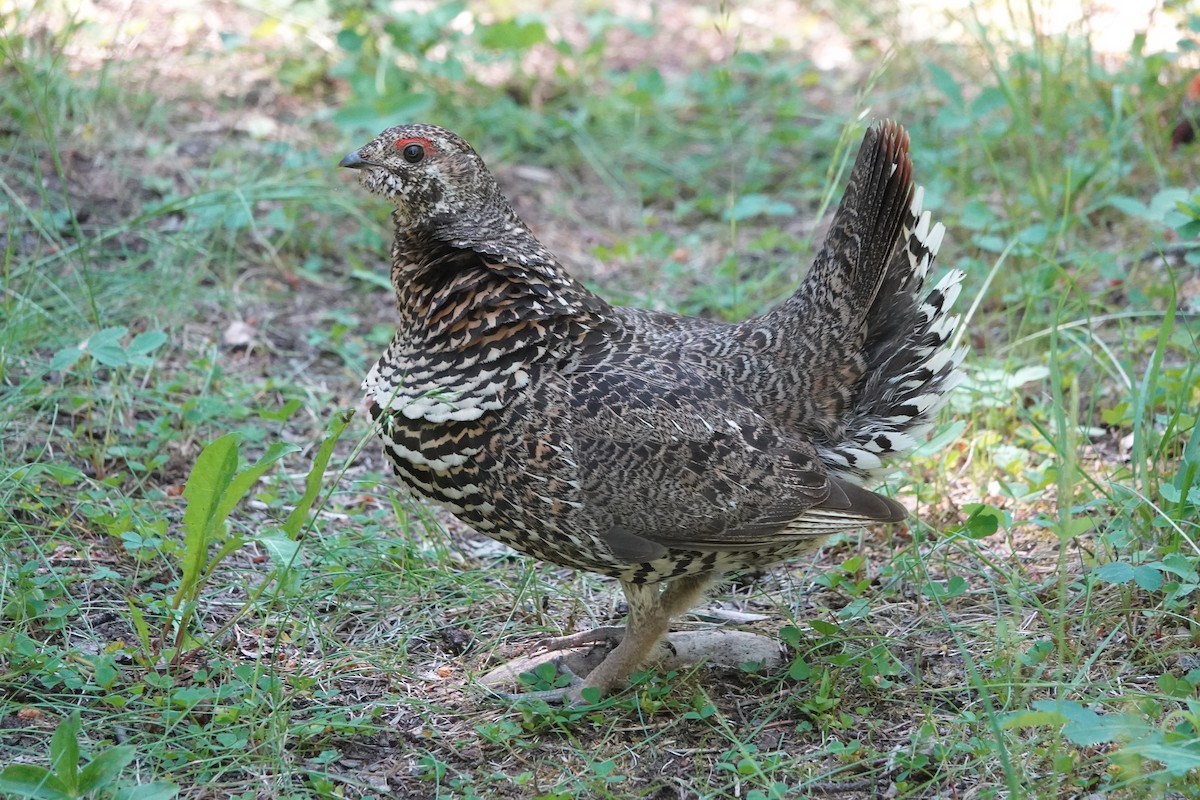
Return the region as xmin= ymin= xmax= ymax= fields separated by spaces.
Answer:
xmin=535 ymin=625 xmax=625 ymax=653
xmin=477 ymin=634 xmax=615 ymax=703
xmin=478 ymin=629 xmax=785 ymax=705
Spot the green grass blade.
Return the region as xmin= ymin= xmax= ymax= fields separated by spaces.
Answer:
xmin=282 ymin=409 xmax=354 ymax=540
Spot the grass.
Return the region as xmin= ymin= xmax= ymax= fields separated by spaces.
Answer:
xmin=2 ymin=0 xmax=1200 ymax=797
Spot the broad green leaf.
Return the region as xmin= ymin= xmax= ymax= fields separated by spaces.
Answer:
xmin=49 ymin=347 xmax=82 ymax=372
xmin=962 ymin=503 xmax=1002 ymax=538
xmin=335 ymin=28 xmax=363 ymax=54
xmin=176 ymin=434 xmax=241 ymax=607
xmin=841 ymin=555 xmax=865 ymax=572
xmin=809 ymin=620 xmax=839 ymax=636
xmin=259 ymin=531 xmax=301 ymax=568
xmin=925 ymin=575 xmax=968 ymax=598
xmin=1156 ymin=553 xmax=1199 ymax=581
xmin=1108 ymin=195 xmax=1149 ymax=219
xmin=77 ymin=746 xmax=136 ymax=792
xmin=86 ymin=327 xmax=128 ymax=349
xmin=1157 ymin=674 xmax=1193 ymax=698
xmin=972 ymin=234 xmax=1006 ymax=253
xmin=926 ymin=62 xmax=963 ymax=107
xmin=1056 ymin=516 xmax=1096 ymax=540
xmin=127 ymin=330 xmax=167 ymax=354
xmin=912 ymin=419 xmax=965 ymax=457
xmin=1030 ymin=700 xmax=1144 ymax=746
xmin=970 ymin=86 xmax=1008 ymax=118
xmin=49 ymin=713 xmax=80 ymax=792
xmin=1004 ymin=365 xmax=1050 ymax=389
xmin=0 ymin=764 xmax=72 ymax=800
xmin=1121 ymin=738 xmax=1200 ymax=776
xmin=86 ymin=326 xmax=130 ymax=367
xmin=1132 ymin=565 xmax=1163 ymax=591
xmin=215 ymin=441 xmax=297 ymax=524
xmin=837 ymin=598 xmax=870 ymax=620
xmin=1021 ymin=639 xmax=1054 ymax=666
xmin=1149 ymin=187 xmax=1191 ymax=224
xmin=1016 ymin=223 xmax=1049 ymax=244
xmin=1095 ymin=562 xmax=1134 ymax=585
xmin=127 ymin=331 xmax=168 ymax=366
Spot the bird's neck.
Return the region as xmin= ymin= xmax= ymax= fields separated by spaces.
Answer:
xmin=362 ymin=225 xmax=612 ymax=425
xmin=388 ymin=225 xmax=610 ymax=344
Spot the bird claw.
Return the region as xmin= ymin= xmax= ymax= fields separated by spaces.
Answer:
xmin=535 ymin=625 xmax=625 ymax=653
xmin=477 ymin=633 xmax=615 ymax=701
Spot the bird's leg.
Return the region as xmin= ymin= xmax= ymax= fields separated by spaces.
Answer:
xmin=563 ymin=573 xmax=716 ymax=702
xmin=566 ymin=580 xmax=669 ymax=702
xmin=488 ymin=574 xmax=718 ymax=704
xmin=659 ymin=573 xmax=715 ymax=617
xmin=488 ymin=582 xmax=660 ymax=704
xmin=536 ymin=572 xmax=714 ymax=653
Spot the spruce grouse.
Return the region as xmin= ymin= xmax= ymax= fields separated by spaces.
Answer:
xmin=340 ymin=121 xmax=965 ymax=703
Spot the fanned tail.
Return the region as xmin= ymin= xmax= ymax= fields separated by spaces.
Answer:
xmin=818 ymin=184 xmax=967 ymax=482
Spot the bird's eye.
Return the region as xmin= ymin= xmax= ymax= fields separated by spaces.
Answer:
xmin=402 ymin=143 xmax=424 ymax=164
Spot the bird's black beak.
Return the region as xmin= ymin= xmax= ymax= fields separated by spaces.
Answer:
xmin=339 ymin=149 xmax=368 ymax=169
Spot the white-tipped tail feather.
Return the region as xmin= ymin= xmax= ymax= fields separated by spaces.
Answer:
xmin=820 ymin=184 xmax=967 ymax=483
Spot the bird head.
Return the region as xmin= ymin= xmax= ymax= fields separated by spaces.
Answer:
xmin=339 ymin=123 xmax=503 ymax=232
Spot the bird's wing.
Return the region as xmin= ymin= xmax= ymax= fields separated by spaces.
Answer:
xmin=552 ymin=352 xmax=905 ymax=561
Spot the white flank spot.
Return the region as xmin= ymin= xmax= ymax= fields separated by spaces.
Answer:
xmin=438 ymin=483 xmax=480 ymax=500
xmin=417 ymin=403 xmax=484 ymax=423
xmin=388 ymin=441 xmax=470 ymax=470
